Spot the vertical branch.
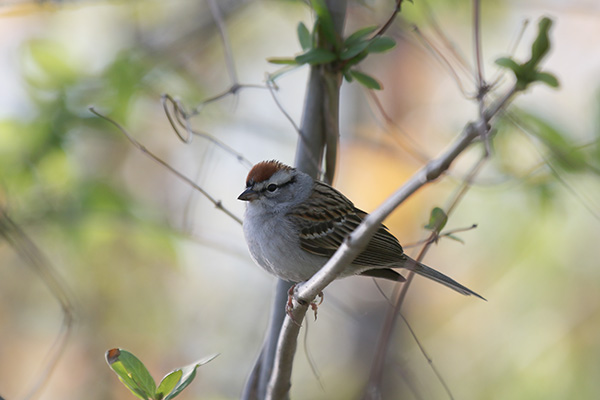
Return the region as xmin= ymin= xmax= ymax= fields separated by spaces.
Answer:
xmin=243 ymin=2 xmax=347 ymax=399
xmin=294 ymin=0 xmax=347 ymax=182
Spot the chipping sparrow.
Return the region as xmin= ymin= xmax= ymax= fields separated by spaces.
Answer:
xmin=238 ymin=160 xmax=484 ymax=300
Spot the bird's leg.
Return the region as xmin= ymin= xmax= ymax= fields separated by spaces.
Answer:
xmin=285 ymin=284 xmax=324 ymax=326
xmin=286 ymin=286 xmax=325 ymax=324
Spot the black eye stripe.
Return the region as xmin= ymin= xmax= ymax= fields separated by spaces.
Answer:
xmin=259 ymin=175 xmax=296 ymax=193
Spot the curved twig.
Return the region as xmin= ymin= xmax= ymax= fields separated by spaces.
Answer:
xmin=374 ymin=0 xmax=405 ymax=38
xmin=162 ymin=94 xmax=193 ymax=143
xmin=161 ymin=94 xmax=253 ymax=168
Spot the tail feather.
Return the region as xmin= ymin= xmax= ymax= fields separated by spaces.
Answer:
xmin=409 ymin=259 xmax=486 ymax=301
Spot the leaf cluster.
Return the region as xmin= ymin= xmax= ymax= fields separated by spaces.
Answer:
xmin=268 ymin=0 xmax=396 ymax=90
xmin=105 ymin=348 xmax=218 ymax=400
xmin=495 ymin=17 xmax=559 ymax=91
xmin=423 ymin=207 xmax=474 ymax=244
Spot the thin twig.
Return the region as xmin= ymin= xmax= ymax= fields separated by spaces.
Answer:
xmin=208 ymin=0 xmax=238 ymax=85
xmin=0 ymin=210 xmax=75 ymax=400
xmin=265 ymin=80 xmax=301 ymax=134
xmin=162 ymin=94 xmax=253 ymax=168
xmin=412 ymin=26 xmax=470 ymax=98
xmin=302 ymin=318 xmax=325 ymax=391
xmin=489 ymin=19 xmax=530 ymax=88
xmin=398 ymin=313 xmax=455 ymax=400
xmin=89 ymin=107 xmax=243 ymax=225
xmin=472 ymin=0 xmax=492 ymax=155
xmin=374 ymin=0 xmax=404 ymax=38
xmin=365 ymin=90 xmax=430 ymax=163
xmin=265 ymin=79 xmax=323 ymax=178
xmin=187 ymin=83 xmax=266 ymax=118
xmin=422 ymin=0 xmax=473 ymax=87
xmin=446 ymin=156 xmax=488 ymax=216
xmin=473 ymin=0 xmax=485 ymax=94
xmin=402 ymin=224 xmax=478 ymax=248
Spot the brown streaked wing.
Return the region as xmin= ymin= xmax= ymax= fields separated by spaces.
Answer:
xmin=288 ymin=182 xmax=406 ymax=268
xmin=352 ymin=209 xmax=405 ymax=267
xmin=288 ymin=181 xmax=354 ymax=256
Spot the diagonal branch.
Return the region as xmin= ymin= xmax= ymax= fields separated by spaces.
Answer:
xmin=268 ymin=84 xmax=518 ymax=399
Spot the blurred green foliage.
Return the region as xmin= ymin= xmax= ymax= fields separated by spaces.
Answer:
xmin=0 ymin=31 xmax=188 ymax=400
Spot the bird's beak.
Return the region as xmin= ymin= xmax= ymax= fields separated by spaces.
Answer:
xmin=238 ymin=187 xmax=258 ymax=201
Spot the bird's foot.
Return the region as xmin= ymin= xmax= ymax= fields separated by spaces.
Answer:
xmin=286 ymin=284 xmax=302 ymax=326
xmin=286 ymin=285 xmax=324 ymax=324
xmin=309 ymin=291 xmax=324 ymax=321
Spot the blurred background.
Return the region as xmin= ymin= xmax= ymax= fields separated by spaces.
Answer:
xmin=1 ymin=0 xmax=599 ymax=399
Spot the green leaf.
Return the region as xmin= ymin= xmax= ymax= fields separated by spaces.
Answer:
xmin=156 ymin=370 xmax=183 ymax=400
xmin=444 ymin=233 xmax=465 ymax=244
xmin=297 ymin=22 xmax=312 ymax=51
xmin=367 ymin=36 xmax=396 ymax=53
xmin=295 ymin=48 xmax=337 ymax=65
xmin=267 ymin=65 xmax=301 ymax=82
xmin=534 ymin=71 xmax=559 ymax=88
xmin=267 ymin=57 xmax=298 ymax=65
xmin=496 ymin=56 xmax=558 ymax=91
xmin=530 ymin=17 xmax=553 ymax=66
xmin=495 ymin=18 xmax=557 ymax=92
xmin=164 ymin=354 xmax=219 ymax=400
xmin=344 ymin=26 xmax=378 ymax=47
xmin=495 ymin=57 xmax=522 ymax=74
xmin=106 ymin=349 xmax=156 ymax=400
xmin=340 ymin=40 xmax=371 ymax=60
xmin=343 ymin=51 xmax=369 ymax=69
xmin=349 ymin=70 xmax=382 ymax=90
xmin=341 ymin=35 xmax=396 ymax=61
xmin=424 ymin=207 xmax=448 ymax=232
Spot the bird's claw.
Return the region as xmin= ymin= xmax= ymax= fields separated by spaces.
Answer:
xmin=286 ymin=284 xmax=302 ymax=326
xmin=286 ymin=285 xmax=324 ymax=324
xmin=310 ymin=291 xmax=324 ymax=320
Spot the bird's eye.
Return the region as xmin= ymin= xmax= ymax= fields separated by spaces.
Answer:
xmin=267 ymin=183 xmax=278 ymax=192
